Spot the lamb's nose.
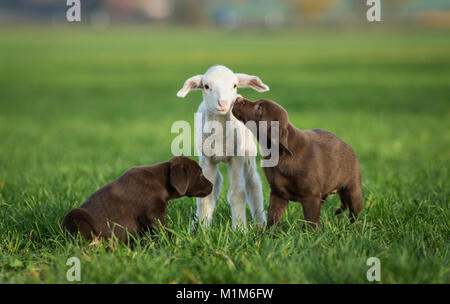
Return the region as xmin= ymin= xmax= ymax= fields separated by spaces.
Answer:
xmin=218 ymin=101 xmax=227 ymax=108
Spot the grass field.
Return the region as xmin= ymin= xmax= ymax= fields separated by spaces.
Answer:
xmin=0 ymin=27 xmax=449 ymax=283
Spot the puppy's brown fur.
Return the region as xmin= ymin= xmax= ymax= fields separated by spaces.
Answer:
xmin=232 ymin=97 xmax=362 ymax=230
xmin=61 ymin=156 xmax=213 ymax=241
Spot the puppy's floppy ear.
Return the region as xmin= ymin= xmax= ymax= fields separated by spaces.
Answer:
xmin=270 ymin=123 xmax=292 ymax=156
xmin=177 ymin=75 xmax=203 ymax=98
xmin=235 ymin=73 xmax=269 ymax=92
xmin=170 ymin=164 xmax=189 ymax=195
xmin=279 ymin=125 xmax=292 ymax=156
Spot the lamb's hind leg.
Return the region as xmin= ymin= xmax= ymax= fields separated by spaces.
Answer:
xmin=244 ymin=157 xmax=266 ymax=227
xmin=228 ymin=157 xmax=247 ymax=229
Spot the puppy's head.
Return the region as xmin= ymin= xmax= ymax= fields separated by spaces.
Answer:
xmin=169 ymin=156 xmax=213 ymax=198
xmin=232 ymin=97 xmax=292 ymax=156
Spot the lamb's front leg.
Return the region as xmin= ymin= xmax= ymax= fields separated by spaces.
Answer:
xmin=244 ymin=156 xmax=266 ymax=227
xmin=228 ymin=157 xmax=247 ymax=229
xmin=195 ymin=157 xmax=220 ymax=227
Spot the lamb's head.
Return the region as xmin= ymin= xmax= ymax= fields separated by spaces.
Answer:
xmin=176 ymin=65 xmax=269 ymax=115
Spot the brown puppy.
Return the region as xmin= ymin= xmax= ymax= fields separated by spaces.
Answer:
xmin=62 ymin=156 xmax=213 ymax=241
xmin=232 ymin=97 xmax=362 ymax=230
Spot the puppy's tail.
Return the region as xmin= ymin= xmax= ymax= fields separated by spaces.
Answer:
xmin=61 ymin=208 xmax=98 ymax=241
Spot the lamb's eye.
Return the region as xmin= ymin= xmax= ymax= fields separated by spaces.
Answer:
xmin=204 ymin=84 xmax=210 ymax=90
xmin=233 ymin=84 xmax=237 ymax=89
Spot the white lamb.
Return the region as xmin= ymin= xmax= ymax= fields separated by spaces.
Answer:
xmin=177 ymin=65 xmax=269 ymax=229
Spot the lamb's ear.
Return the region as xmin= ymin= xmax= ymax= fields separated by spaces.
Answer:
xmin=177 ymin=75 xmax=203 ymax=98
xmin=236 ymin=73 xmax=269 ymax=92
xmin=170 ymin=164 xmax=189 ymax=195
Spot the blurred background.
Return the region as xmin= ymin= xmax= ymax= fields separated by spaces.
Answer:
xmin=0 ymin=0 xmax=449 ymax=174
xmin=1 ymin=0 xmax=449 ymax=28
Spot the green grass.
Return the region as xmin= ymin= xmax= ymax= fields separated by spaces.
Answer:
xmin=0 ymin=26 xmax=449 ymax=283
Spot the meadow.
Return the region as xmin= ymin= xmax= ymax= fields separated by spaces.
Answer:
xmin=0 ymin=26 xmax=448 ymax=283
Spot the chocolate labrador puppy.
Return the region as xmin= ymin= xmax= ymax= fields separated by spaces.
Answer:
xmin=232 ymin=97 xmax=362 ymax=230
xmin=62 ymin=156 xmax=213 ymax=241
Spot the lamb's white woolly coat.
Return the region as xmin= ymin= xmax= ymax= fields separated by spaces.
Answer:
xmin=177 ymin=65 xmax=268 ymax=228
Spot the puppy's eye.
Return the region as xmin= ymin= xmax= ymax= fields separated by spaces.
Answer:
xmin=233 ymin=84 xmax=237 ymax=89
xmin=204 ymin=84 xmax=210 ymax=90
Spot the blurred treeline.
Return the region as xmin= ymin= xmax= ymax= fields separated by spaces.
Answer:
xmin=0 ymin=0 xmax=449 ymax=28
